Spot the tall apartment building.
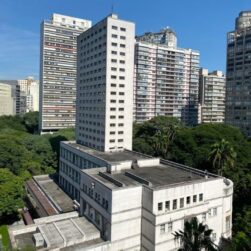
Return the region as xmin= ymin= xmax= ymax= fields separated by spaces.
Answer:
xmin=226 ymin=11 xmax=251 ymax=136
xmin=76 ymin=14 xmax=135 ymax=151
xmin=39 ymin=13 xmax=91 ymax=133
xmin=134 ymin=28 xmax=200 ymax=125
xmin=18 ymin=77 xmax=39 ymax=113
xmin=199 ymin=68 xmax=226 ymax=123
xmin=0 ymin=83 xmax=14 ymax=116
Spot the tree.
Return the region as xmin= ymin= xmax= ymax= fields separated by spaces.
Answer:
xmin=0 ymin=169 xmax=25 ymax=223
xmin=22 ymin=112 xmax=39 ymax=134
xmin=173 ymin=217 xmax=218 ymax=251
xmin=133 ymin=116 xmax=182 ymax=158
xmin=208 ymin=139 xmax=236 ymax=175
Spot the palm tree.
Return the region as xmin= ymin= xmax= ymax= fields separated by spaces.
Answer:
xmin=208 ymin=139 xmax=236 ymax=175
xmin=173 ymin=217 xmax=218 ymax=251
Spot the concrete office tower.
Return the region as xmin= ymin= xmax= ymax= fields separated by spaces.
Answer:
xmin=226 ymin=11 xmax=251 ymax=136
xmin=0 ymin=80 xmax=20 ymax=114
xmin=199 ymin=69 xmax=226 ymax=123
xmin=18 ymin=77 xmax=40 ymax=113
xmin=134 ymin=29 xmax=200 ymax=125
xmin=39 ymin=14 xmax=91 ymax=133
xmin=76 ymin=14 xmax=135 ymax=151
xmin=0 ymin=83 xmax=14 ymax=116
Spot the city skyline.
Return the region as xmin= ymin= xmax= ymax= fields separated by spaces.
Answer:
xmin=0 ymin=0 xmax=250 ymax=79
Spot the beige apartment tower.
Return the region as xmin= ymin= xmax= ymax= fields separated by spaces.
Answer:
xmin=199 ymin=68 xmax=226 ymax=123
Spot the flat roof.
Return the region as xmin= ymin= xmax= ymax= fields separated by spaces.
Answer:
xmin=11 ymin=216 xmax=102 ymax=250
xmin=33 ymin=175 xmax=74 ymax=213
xmin=65 ymin=141 xmax=149 ymax=163
xmin=88 ymin=162 xmax=215 ymax=189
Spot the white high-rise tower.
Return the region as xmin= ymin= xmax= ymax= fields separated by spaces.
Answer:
xmin=76 ymin=14 xmax=135 ymax=151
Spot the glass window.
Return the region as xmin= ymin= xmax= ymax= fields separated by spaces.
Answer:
xmin=173 ymin=199 xmax=177 ymax=210
xmin=112 ymin=25 xmax=118 ymax=30
xmin=199 ymin=193 xmax=203 ymax=201
xmin=158 ymin=202 xmax=163 ymax=211
xmin=165 ymin=201 xmax=170 ymax=211
xmin=167 ymin=222 xmax=173 ymax=232
xmin=160 ymin=224 xmax=165 ymax=234
xmin=180 ymin=198 xmax=184 ymax=208
xmin=193 ymin=195 xmax=197 ymax=203
xmin=186 ymin=196 xmax=191 ymax=205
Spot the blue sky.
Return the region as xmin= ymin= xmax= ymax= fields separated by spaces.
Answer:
xmin=0 ymin=0 xmax=250 ymax=79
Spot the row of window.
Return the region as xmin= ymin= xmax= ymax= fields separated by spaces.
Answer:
xmin=82 ymin=184 xmax=109 ymax=210
xmin=61 ymin=148 xmax=100 ymax=169
xmin=112 ymin=34 xmax=126 ymax=40
xmin=111 ymin=25 xmax=126 ymax=32
xmin=111 ymin=42 xmax=126 ymax=48
xmin=158 ymin=194 xmax=203 ymax=212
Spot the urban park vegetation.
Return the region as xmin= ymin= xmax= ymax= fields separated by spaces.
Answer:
xmin=0 ymin=114 xmax=250 ymax=250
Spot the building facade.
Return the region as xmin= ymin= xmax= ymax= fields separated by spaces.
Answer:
xmin=0 ymin=80 xmax=20 ymax=115
xmin=0 ymin=83 xmax=14 ymax=116
xmin=226 ymin=11 xmax=251 ymax=136
xmin=199 ymin=68 xmax=226 ymax=123
xmin=134 ymin=29 xmax=200 ymax=125
xmin=39 ymin=13 xmax=91 ymax=133
xmin=76 ymin=14 xmax=135 ymax=151
xmin=18 ymin=77 xmax=39 ymax=113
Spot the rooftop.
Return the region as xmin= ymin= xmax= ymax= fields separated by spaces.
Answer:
xmin=9 ymin=213 xmax=102 ymax=250
xmin=32 ymin=175 xmax=74 ymax=213
xmin=84 ymin=160 xmax=218 ymax=189
xmin=65 ymin=141 xmax=149 ymax=164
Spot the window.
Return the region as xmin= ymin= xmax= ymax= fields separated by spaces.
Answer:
xmin=199 ymin=193 xmax=203 ymax=201
xmin=211 ymin=233 xmax=217 ymax=242
xmin=112 ymin=25 xmax=118 ymax=30
xmin=110 ymin=131 xmax=115 ymax=135
xmin=226 ymin=216 xmax=231 ymax=231
xmin=120 ymin=60 xmax=125 ymax=64
xmin=173 ymin=199 xmax=177 ymax=210
xmin=158 ymin=202 xmax=163 ymax=211
xmin=120 ymin=52 xmax=125 ymax=56
xmin=160 ymin=224 xmax=165 ymax=234
xmin=202 ymin=213 xmax=207 ymax=221
xmin=186 ymin=196 xmax=190 ymax=205
xmin=118 ymin=139 xmax=123 ymax=142
xmin=111 ymin=67 xmax=117 ymax=71
xmin=167 ymin=222 xmax=173 ymax=232
xmin=112 ymin=42 xmax=117 ymax=47
xmin=120 ymin=27 xmax=126 ymax=31
xmin=165 ymin=201 xmax=170 ymax=211
xmin=111 ymin=59 xmax=117 ymax=63
xmin=180 ymin=198 xmax=184 ymax=208
xmin=110 ymin=139 xmax=115 ymax=143
xmin=120 ymin=44 xmax=126 ymax=48
xmin=112 ymin=34 xmax=117 ymax=38
xmin=213 ymin=208 xmax=217 ymax=216
xmin=120 ymin=35 xmax=126 ymax=40
xmin=111 ymin=51 xmax=117 ymax=55
xmin=193 ymin=195 xmax=197 ymax=203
